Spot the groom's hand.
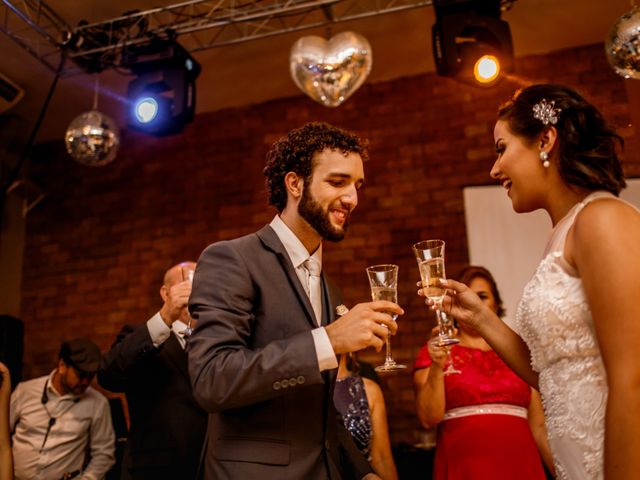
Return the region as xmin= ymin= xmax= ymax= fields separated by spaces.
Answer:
xmin=325 ymin=301 xmax=402 ymax=354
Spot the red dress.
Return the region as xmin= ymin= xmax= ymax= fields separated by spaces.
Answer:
xmin=415 ymin=344 xmax=546 ymax=479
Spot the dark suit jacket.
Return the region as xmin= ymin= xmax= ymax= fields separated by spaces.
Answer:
xmin=98 ymin=324 xmax=208 ymax=480
xmin=188 ymin=225 xmax=372 ymax=480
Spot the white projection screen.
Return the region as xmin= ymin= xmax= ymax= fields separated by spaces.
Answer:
xmin=464 ymin=179 xmax=640 ymax=327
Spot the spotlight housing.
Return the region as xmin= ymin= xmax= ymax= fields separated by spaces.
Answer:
xmin=125 ymin=39 xmax=201 ymax=135
xmin=432 ymin=0 xmax=514 ymax=86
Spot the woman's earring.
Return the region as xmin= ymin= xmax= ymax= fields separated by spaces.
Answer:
xmin=540 ymin=151 xmax=550 ymax=168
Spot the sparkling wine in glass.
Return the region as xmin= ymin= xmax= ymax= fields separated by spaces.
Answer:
xmin=367 ymin=264 xmax=406 ymax=372
xmin=180 ymin=266 xmax=195 ymax=337
xmin=412 ymin=240 xmax=459 ymax=347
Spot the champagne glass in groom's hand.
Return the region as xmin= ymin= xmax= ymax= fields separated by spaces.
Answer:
xmin=367 ymin=264 xmax=406 ymax=372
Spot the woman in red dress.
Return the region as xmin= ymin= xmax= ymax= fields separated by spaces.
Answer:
xmin=413 ymin=266 xmax=554 ymax=479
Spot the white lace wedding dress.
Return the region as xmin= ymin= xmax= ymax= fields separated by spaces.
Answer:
xmin=514 ymin=191 xmax=624 ymax=480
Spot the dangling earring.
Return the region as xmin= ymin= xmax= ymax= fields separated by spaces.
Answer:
xmin=540 ymin=151 xmax=550 ymax=168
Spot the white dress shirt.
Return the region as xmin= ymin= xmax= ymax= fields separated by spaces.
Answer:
xmin=10 ymin=371 xmax=115 ymax=480
xmin=270 ymin=215 xmax=338 ymax=371
xmin=147 ymin=313 xmax=188 ymax=349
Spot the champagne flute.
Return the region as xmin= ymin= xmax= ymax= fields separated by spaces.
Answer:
xmin=180 ymin=266 xmax=195 ymax=337
xmin=440 ymin=311 xmax=462 ymax=375
xmin=437 ymin=310 xmax=460 ymax=375
xmin=443 ymin=346 xmax=461 ymax=375
xmin=412 ymin=240 xmax=459 ymax=347
xmin=366 ymin=264 xmax=406 ymax=372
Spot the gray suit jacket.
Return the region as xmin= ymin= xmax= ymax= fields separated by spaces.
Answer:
xmin=188 ymin=225 xmax=372 ymax=479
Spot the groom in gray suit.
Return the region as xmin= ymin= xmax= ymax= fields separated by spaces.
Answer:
xmin=188 ymin=122 xmax=402 ymax=479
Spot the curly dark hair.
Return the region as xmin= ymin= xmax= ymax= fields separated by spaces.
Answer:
xmin=498 ymin=84 xmax=626 ymax=195
xmin=456 ymin=265 xmax=506 ymax=318
xmin=263 ymin=122 xmax=369 ymax=212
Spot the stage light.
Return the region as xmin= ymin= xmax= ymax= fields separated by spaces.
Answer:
xmin=134 ymin=97 xmax=159 ymax=123
xmin=432 ymin=0 xmax=514 ymax=86
xmin=125 ymin=40 xmax=201 ymax=135
xmin=474 ymin=54 xmax=500 ymax=83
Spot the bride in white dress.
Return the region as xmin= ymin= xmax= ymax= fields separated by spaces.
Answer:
xmin=422 ymin=84 xmax=640 ymax=479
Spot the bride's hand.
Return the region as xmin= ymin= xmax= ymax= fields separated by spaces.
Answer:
xmin=417 ymin=279 xmax=487 ymax=332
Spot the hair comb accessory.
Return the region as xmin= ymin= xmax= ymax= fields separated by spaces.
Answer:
xmin=532 ymin=99 xmax=562 ymax=125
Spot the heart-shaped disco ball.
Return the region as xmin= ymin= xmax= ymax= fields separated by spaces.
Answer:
xmin=65 ymin=110 xmax=120 ymax=166
xmin=605 ymin=6 xmax=640 ymax=79
xmin=290 ymin=31 xmax=372 ymax=107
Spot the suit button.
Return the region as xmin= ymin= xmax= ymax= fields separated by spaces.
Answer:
xmin=281 ymin=379 xmax=289 ymax=388
xmin=297 ymin=375 xmax=305 ymax=385
xmin=273 ymin=381 xmax=281 ymax=390
xmin=324 ymin=440 xmax=330 ymax=450
xmin=289 ymin=377 xmax=297 ymax=386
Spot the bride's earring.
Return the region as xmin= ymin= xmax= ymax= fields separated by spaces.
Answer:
xmin=540 ymin=151 xmax=550 ymax=168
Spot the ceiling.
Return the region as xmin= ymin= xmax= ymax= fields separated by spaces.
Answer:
xmin=0 ymin=0 xmax=635 ymax=142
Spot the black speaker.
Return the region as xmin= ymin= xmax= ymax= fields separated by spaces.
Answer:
xmin=0 ymin=315 xmax=24 ymax=389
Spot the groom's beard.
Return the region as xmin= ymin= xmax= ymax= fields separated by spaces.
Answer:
xmin=298 ymin=187 xmax=349 ymax=242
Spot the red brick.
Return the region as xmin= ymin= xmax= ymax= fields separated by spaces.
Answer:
xmin=21 ymin=43 xmax=640 ymax=445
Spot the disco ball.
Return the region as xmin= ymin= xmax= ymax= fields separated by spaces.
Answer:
xmin=65 ymin=110 xmax=120 ymax=166
xmin=605 ymin=6 xmax=640 ymax=80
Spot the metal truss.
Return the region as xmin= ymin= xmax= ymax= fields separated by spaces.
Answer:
xmin=0 ymin=0 xmax=74 ymax=72
xmin=1 ymin=0 xmax=515 ymax=75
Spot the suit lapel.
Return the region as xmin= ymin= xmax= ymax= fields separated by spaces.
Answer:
xmin=322 ymin=276 xmax=340 ymax=388
xmin=322 ymin=275 xmax=341 ymax=327
xmin=162 ymin=332 xmax=190 ymax=379
xmin=256 ymin=225 xmax=318 ymax=328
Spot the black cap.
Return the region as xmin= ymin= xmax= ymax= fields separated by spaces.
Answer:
xmin=59 ymin=338 xmax=101 ymax=375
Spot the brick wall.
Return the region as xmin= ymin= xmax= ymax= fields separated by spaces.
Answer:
xmin=22 ymin=43 xmax=640 ymax=445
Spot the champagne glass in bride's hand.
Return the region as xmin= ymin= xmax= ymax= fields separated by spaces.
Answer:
xmin=412 ymin=240 xmax=459 ymax=347
xmin=441 ymin=313 xmax=461 ymax=375
xmin=367 ymin=264 xmax=406 ymax=372
xmin=180 ymin=266 xmax=195 ymax=337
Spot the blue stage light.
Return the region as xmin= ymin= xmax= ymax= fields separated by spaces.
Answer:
xmin=134 ymin=97 xmax=159 ymax=124
xmin=125 ymin=40 xmax=201 ymax=136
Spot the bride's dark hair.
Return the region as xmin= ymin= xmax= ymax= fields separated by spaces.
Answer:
xmin=498 ymin=83 xmax=626 ymax=195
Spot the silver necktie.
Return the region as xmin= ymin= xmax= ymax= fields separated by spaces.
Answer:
xmin=304 ymin=257 xmax=322 ymax=325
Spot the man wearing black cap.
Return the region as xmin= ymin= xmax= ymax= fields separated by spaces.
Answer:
xmin=10 ymin=338 xmax=115 ymax=480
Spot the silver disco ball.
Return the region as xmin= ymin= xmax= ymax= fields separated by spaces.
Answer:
xmin=605 ymin=6 xmax=640 ymax=80
xmin=65 ymin=110 xmax=120 ymax=166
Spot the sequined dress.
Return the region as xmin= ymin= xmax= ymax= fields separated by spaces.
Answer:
xmin=514 ymin=191 xmax=623 ymax=479
xmin=414 ymin=344 xmax=546 ymax=479
xmin=334 ymin=375 xmax=372 ymax=461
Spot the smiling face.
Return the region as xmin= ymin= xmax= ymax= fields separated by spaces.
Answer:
xmin=298 ymin=147 xmax=364 ymax=242
xmin=491 ymin=119 xmax=547 ymax=213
